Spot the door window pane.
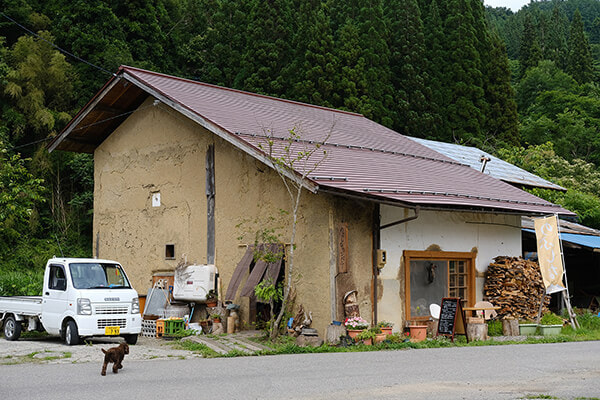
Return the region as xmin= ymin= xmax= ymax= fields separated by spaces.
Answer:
xmin=409 ymin=260 xmax=448 ymax=317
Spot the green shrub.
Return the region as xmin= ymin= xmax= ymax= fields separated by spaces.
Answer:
xmin=576 ymin=312 xmax=600 ymax=330
xmin=540 ymin=312 xmax=563 ymax=325
xmin=0 ymin=269 xmax=43 ymax=296
xmin=487 ymin=320 xmax=503 ymax=336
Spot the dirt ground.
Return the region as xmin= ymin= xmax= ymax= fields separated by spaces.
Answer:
xmin=0 ymin=334 xmax=199 ymax=365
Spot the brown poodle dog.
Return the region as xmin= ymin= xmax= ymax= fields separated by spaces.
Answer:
xmin=101 ymin=342 xmax=129 ymax=376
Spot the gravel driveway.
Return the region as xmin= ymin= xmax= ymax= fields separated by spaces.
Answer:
xmin=0 ymin=335 xmax=198 ymax=365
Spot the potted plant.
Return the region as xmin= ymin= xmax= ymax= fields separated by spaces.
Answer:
xmin=518 ymin=319 xmax=538 ymax=335
xmin=539 ymin=312 xmax=563 ymax=336
xmin=206 ymin=289 xmax=218 ymax=307
xmin=357 ymin=329 xmax=376 ymax=345
xmin=377 ymin=321 xmax=394 ymax=336
xmin=344 ymin=316 xmax=369 ymax=339
xmin=371 ymin=326 xmax=387 ymax=344
xmin=210 ymin=313 xmax=222 ymax=323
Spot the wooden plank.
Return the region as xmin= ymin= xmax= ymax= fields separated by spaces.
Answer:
xmin=337 ymin=223 xmax=348 ymax=274
xmin=206 ymin=144 xmax=215 ymax=264
xmin=264 ymin=244 xmax=284 ymax=283
xmin=240 ymin=252 xmax=269 ymax=297
xmin=224 ymin=246 xmax=254 ymax=301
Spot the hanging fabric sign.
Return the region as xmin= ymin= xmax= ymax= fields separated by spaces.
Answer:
xmin=534 ymin=215 xmax=566 ymax=294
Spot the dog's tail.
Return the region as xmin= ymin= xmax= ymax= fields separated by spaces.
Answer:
xmin=101 ymin=348 xmax=107 ymax=354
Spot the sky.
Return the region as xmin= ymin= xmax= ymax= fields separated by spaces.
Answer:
xmin=484 ymin=0 xmax=531 ymax=11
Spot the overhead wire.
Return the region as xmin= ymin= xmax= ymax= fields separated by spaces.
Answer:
xmin=5 ymin=102 xmax=160 ymax=152
xmin=0 ymin=11 xmax=115 ymax=77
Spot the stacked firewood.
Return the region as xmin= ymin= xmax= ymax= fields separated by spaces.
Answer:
xmin=483 ymin=256 xmax=549 ymax=320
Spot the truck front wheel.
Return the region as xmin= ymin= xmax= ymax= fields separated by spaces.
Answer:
xmin=64 ymin=320 xmax=80 ymax=345
xmin=3 ymin=315 xmax=22 ymax=341
xmin=124 ymin=334 xmax=138 ymax=345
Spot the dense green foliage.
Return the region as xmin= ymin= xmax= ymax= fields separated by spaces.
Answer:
xmin=0 ymin=0 xmax=599 ymax=294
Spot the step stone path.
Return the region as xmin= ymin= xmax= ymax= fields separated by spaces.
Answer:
xmin=181 ymin=331 xmax=272 ymax=355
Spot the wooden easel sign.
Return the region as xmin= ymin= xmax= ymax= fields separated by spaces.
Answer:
xmin=436 ymin=297 xmax=468 ymax=343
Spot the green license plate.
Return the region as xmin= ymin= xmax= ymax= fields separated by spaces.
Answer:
xmin=105 ymin=326 xmax=120 ymax=335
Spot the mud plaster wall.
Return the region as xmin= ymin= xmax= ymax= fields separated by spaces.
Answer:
xmin=377 ymin=206 xmax=522 ymax=330
xmin=93 ymin=98 xmax=374 ymax=335
xmin=94 ymin=99 xmax=207 ymax=290
xmin=329 ymin=197 xmax=374 ymax=323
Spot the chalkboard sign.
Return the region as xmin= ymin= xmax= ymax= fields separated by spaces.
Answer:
xmin=437 ymin=297 xmax=468 ymax=342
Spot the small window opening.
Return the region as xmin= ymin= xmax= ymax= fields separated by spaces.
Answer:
xmin=165 ymin=244 xmax=175 ymax=259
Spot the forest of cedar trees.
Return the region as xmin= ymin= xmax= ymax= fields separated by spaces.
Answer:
xmin=1 ymin=0 xmax=600 ymax=294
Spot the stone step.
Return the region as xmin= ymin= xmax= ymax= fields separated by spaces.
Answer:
xmin=181 ymin=336 xmax=230 ymax=355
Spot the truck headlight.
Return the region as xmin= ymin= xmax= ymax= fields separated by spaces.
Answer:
xmin=77 ymin=298 xmax=92 ymax=315
xmin=131 ymin=297 xmax=140 ymax=314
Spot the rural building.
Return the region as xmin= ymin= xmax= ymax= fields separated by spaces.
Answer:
xmin=406 ymin=138 xmax=599 ymax=315
xmin=49 ymin=66 xmax=574 ymax=335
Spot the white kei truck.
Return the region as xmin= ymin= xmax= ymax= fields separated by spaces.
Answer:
xmin=0 ymin=258 xmax=142 ymax=345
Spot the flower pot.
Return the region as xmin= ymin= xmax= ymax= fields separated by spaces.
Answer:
xmin=380 ymin=327 xmax=393 ymax=336
xmin=347 ymin=329 xmax=362 ymax=340
xmin=374 ymin=333 xmax=387 ymax=343
xmin=539 ymin=324 xmax=562 ymax=336
xmin=409 ymin=325 xmax=427 ymax=342
xmin=362 ymin=338 xmax=372 ymax=345
xmin=519 ymin=323 xmax=538 ymax=336
xmin=206 ymin=300 xmax=218 ymax=307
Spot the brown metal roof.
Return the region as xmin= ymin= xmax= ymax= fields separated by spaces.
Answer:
xmin=50 ymin=66 xmax=574 ymax=216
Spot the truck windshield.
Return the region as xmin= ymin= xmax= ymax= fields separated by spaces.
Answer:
xmin=69 ymin=263 xmax=132 ymax=289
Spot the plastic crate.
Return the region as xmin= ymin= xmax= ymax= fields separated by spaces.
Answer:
xmin=156 ymin=319 xmax=165 ymax=338
xmin=164 ymin=318 xmax=184 ymax=336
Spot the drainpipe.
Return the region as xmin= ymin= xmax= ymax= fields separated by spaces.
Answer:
xmin=373 ymin=205 xmax=420 ymax=325
xmin=372 ymin=204 xmax=381 ymax=324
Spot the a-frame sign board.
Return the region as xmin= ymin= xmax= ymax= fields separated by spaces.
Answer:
xmin=436 ymin=297 xmax=468 ymax=343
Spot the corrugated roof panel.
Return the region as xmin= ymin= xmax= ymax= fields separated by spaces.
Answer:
xmin=54 ymin=66 xmax=575 ymax=216
xmin=241 ymin=134 xmax=568 ymax=215
xmin=409 ymin=137 xmax=566 ymax=191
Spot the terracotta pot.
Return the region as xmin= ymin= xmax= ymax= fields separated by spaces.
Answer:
xmin=375 ymin=333 xmax=387 ymax=343
xmin=381 ymin=327 xmax=393 ymax=336
xmin=409 ymin=325 xmax=427 ymax=342
xmin=347 ymin=329 xmax=362 ymax=340
xmin=362 ymin=338 xmax=373 ymax=345
xmin=206 ymin=300 xmax=218 ymax=307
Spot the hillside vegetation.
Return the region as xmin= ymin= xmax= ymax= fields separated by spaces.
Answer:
xmin=0 ymin=0 xmax=599 ymax=293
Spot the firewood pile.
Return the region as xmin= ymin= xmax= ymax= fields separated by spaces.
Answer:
xmin=483 ymin=256 xmax=549 ymax=320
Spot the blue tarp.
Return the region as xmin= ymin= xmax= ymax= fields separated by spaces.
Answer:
xmin=523 ymin=229 xmax=600 ymax=250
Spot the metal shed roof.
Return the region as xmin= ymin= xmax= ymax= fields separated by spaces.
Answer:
xmin=49 ymin=66 xmax=574 ymax=217
xmin=408 ymin=137 xmax=566 ymax=191
xmin=523 ymin=229 xmax=600 ymax=250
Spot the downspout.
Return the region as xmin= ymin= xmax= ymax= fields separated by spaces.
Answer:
xmin=373 ymin=205 xmax=420 ymax=325
xmin=372 ymin=204 xmax=380 ymax=324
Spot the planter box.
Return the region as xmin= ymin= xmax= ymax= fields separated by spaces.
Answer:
xmin=519 ymin=324 xmax=538 ymax=335
xmin=539 ymin=324 xmax=562 ymax=336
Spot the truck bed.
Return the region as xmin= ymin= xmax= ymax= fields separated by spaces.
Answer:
xmin=0 ymin=296 xmax=43 ymax=317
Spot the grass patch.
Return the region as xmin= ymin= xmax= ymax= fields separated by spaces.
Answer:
xmin=167 ymin=312 xmax=600 ymax=359
xmin=1 ymin=350 xmax=72 ymax=365
xmin=173 ymin=340 xmax=221 ymax=358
